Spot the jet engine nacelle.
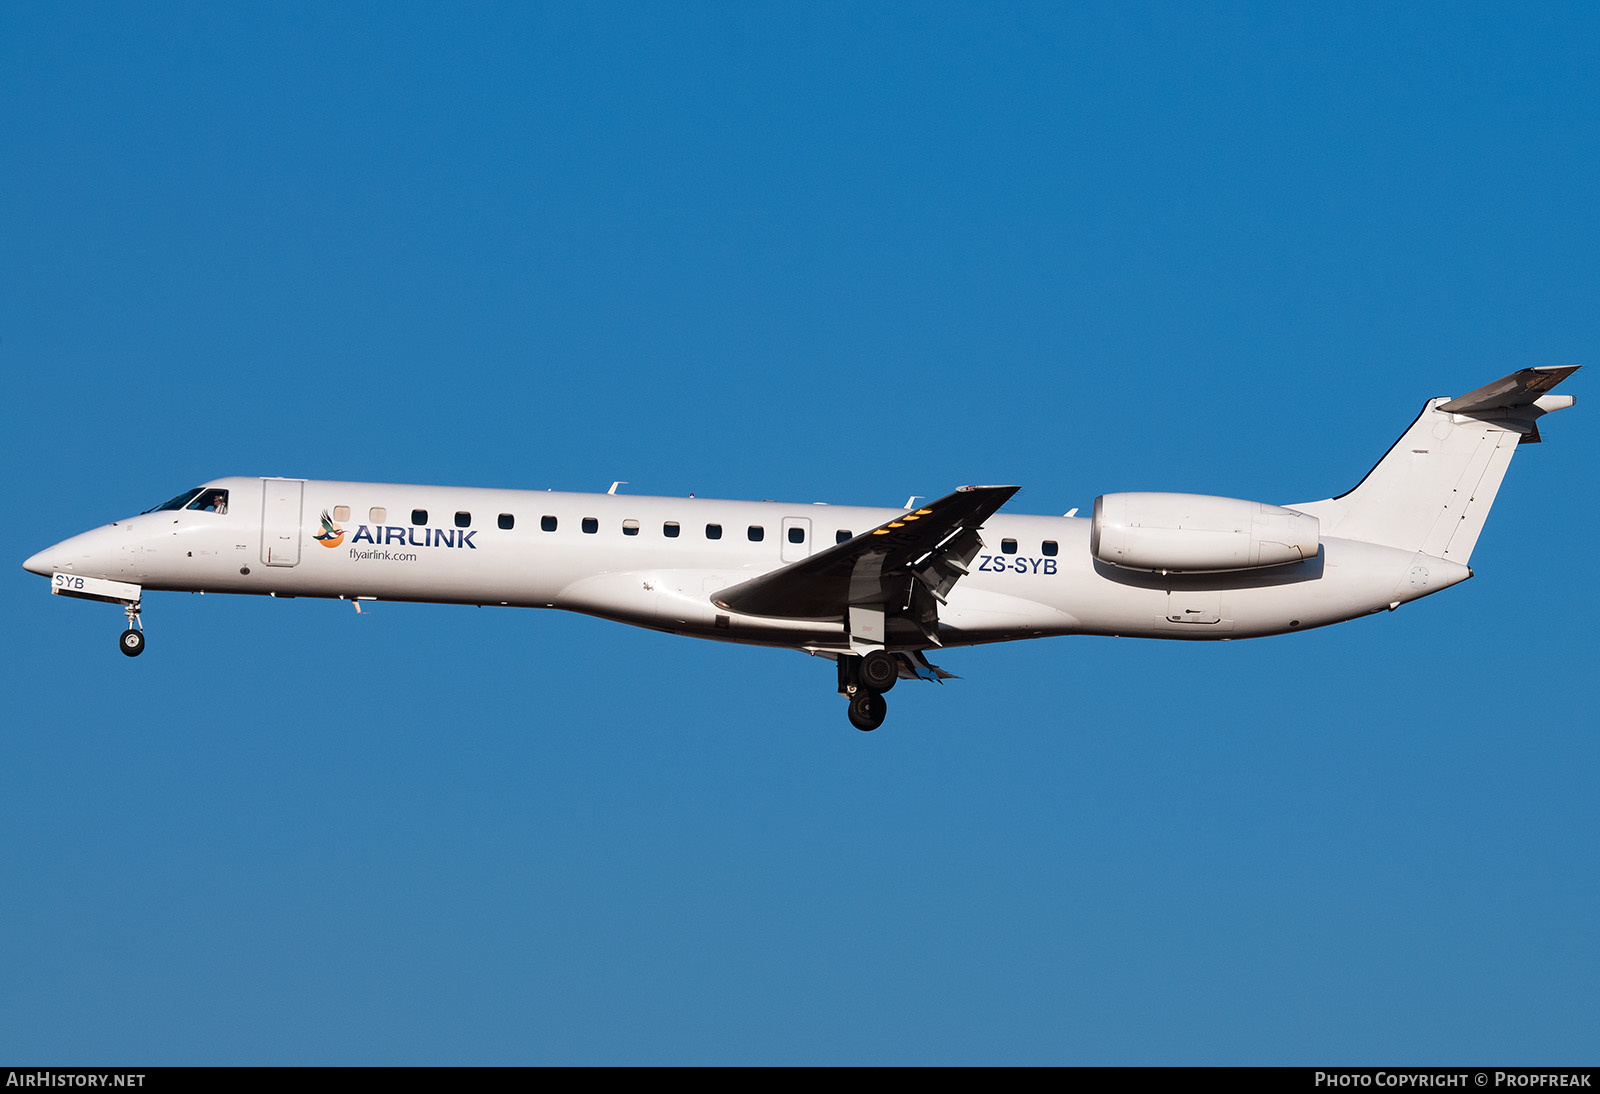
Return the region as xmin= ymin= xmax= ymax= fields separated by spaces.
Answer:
xmin=1090 ymin=492 xmax=1320 ymax=573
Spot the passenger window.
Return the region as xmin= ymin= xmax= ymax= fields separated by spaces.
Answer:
xmin=1042 ymin=540 xmax=1058 ymax=557
xmin=663 ymin=521 xmax=680 ymax=538
xmin=498 ymin=514 xmax=514 ymax=530
xmin=582 ymin=517 xmax=598 ymax=534
xmin=541 ymin=515 xmax=557 ymax=532
xmin=623 ymin=519 xmax=639 ymax=536
xmin=748 ymin=525 xmax=765 ymax=542
xmin=412 ymin=509 xmax=428 ymax=525
xmin=455 ymin=512 xmax=471 ymax=528
xmin=370 ymin=507 xmax=387 ymax=523
xmin=788 ymin=526 xmax=805 ymax=544
xmin=706 ymin=523 xmax=723 ymax=540
xmin=333 ymin=506 xmax=351 ymax=522
xmin=836 ymin=530 xmax=853 ymax=544
xmin=1001 ymin=538 xmax=1018 ymax=554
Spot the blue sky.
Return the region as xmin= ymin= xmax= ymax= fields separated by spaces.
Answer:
xmin=3 ymin=2 xmax=1596 ymax=1064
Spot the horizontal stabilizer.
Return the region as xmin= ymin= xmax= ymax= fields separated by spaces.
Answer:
xmin=1438 ymin=365 xmax=1580 ymax=413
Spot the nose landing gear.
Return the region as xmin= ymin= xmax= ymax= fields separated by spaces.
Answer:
xmin=118 ymin=602 xmax=145 ymax=657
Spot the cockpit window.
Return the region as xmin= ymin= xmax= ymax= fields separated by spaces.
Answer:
xmin=187 ymin=489 xmax=228 ymax=514
xmin=145 ymin=488 xmax=205 ymax=513
xmin=143 ymin=487 xmax=229 ymax=514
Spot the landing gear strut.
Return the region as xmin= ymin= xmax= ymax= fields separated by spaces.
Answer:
xmin=118 ymin=602 xmax=145 ymax=657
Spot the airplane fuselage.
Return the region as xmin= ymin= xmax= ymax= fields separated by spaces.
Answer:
xmin=26 ymin=475 xmax=1463 ymax=653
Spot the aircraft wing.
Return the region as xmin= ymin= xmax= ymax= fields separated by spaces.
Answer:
xmin=711 ymin=485 xmax=1020 ymax=621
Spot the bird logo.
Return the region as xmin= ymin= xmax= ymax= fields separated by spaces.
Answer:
xmin=314 ymin=510 xmax=346 ymax=548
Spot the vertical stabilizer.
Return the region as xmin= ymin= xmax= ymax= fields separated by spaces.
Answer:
xmin=1290 ymin=366 xmax=1578 ymax=561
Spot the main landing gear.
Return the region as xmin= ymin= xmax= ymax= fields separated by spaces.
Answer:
xmin=840 ymin=650 xmax=899 ymax=732
xmin=118 ymin=602 xmax=145 ymax=657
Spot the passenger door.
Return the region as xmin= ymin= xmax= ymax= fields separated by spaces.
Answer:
xmin=260 ymin=478 xmax=305 ymax=567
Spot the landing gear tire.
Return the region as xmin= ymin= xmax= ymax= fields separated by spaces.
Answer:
xmin=858 ymin=650 xmax=898 ymax=693
xmin=848 ymin=689 xmax=887 ymax=732
xmin=119 ymin=629 xmax=145 ymax=657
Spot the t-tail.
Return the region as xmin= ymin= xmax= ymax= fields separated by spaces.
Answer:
xmin=1291 ymin=366 xmax=1579 ymax=562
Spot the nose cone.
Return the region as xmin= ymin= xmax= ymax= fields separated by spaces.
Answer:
xmin=23 ymin=546 xmax=58 ymax=576
xmin=24 ymin=525 xmax=123 ymax=578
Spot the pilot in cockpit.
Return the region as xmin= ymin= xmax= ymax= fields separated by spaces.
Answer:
xmin=149 ymin=487 xmax=230 ymax=515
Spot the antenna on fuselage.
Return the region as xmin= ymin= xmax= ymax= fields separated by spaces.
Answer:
xmin=609 ymin=481 xmax=628 ymax=495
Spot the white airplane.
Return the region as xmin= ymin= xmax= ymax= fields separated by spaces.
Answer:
xmin=23 ymin=366 xmax=1579 ymax=730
